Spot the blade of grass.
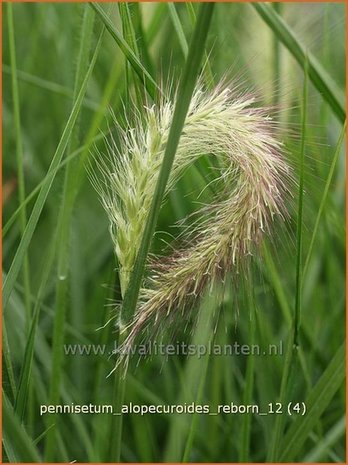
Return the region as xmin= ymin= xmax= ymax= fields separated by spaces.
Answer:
xmin=267 ymin=55 xmax=308 ymax=462
xmin=2 ymin=322 xmax=17 ymax=403
xmin=2 ymin=28 xmax=103 ymax=310
xmin=15 ymin=1 xmax=104 ymax=428
xmin=14 ymin=231 xmax=57 ymax=421
xmin=146 ymin=3 xmax=167 ymax=45
xmin=262 ymin=243 xmax=292 ymax=324
xmin=168 ymin=3 xmax=188 ymax=57
xmin=252 ymin=3 xmax=345 ymax=123
xmin=181 ymin=292 xmax=219 ymax=462
xmin=303 ymin=122 xmax=346 ymax=278
xmin=74 ymin=58 xmax=125 ymax=193
xmin=262 ymin=242 xmax=326 ymax=370
xmin=109 ymin=5 xmax=215 ymax=462
xmin=118 ymin=2 xmax=145 ymax=108
xmin=90 ymin=2 xmax=158 ymax=100
xmin=44 ymin=6 xmax=96 ymax=460
xmin=2 ymin=65 xmax=99 ymax=110
xmin=185 ymin=3 xmax=214 ymax=86
xmin=3 ymin=133 xmax=105 ymax=238
xmin=238 ymin=270 xmax=256 ymax=462
xmin=128 ymin=3 xmax=154 ymax=77
xmin=294 ymin=57 xmax=307 ymax=347
xmin=6 ymin=16 xmax=110 ymax=459
xmin=272 ymin=2 xmax=282 ymax=108
xmin=279 ymin=342 xmax=345 ymax=461
xmin=302 ymin=415 xmax=346 ymax=462
xmin=3 ymin=391 xmax=41 ymax=462
xmin=7 ymin=2 xmax=32 ymax=328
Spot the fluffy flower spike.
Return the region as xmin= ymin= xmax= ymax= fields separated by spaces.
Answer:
xmin=92 ymin=79 xmax=290 ymax=366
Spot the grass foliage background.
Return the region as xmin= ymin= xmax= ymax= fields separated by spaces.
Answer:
xmin=2 ymin=2 xmax=346 ymax=462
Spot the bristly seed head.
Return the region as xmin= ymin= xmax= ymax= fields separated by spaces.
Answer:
xmin=91 ymin=79 xmax=291 ymax=369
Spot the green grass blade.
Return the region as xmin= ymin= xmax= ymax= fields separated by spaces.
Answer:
xmin=90 ymin=2 xmax=158 ymax=100
xmin=7 ymin=3 xmax=32 ymax=326
xmin=2 ymin=65 xmax=99 ymax=110
xmin=44 ymin=7 xmax=96 ymax=460
xmin=252 ymin=3 xmax=345 ymax=123
xmin=266 ymin=332 xmax=294 ymax=461
xmin=3 ymin=64 xmax=73 ymax=97
xmin=168 ymin=3 xmax=188 ymax=57
xmin=3 ymin=133 xmax=106 ymax=238
xmin=303 ymin=122 xmax=346 ymax=278
xmin=122 ymin=2 xmax=215 ymax=325
xmin=294 ymin=56 xmax=307 ymax=346
xmin=181 ymin=293 xmax=217 ymax=461
xmin=128 ymin=3 xmax=154 ymax=77
xmin=146 ymin=3 xmax=167 ymax=45
xmin=238 ymin=271 xmax=256 ymax=462
xmin=262 ymin=243 xmax=292 ymax=324
xmin=279 ymin=342 xmax=345 ymax=461
xmin=118 ymin=2 xmax=146 ymax=108
xmin=3 ymin=391 xmax=41 ymax=462
xmin=163 ymin=289 xmax=218 ymax=461
xmin=267 ymin=65 xmax=308 ymax=461
xmin=14 ymin=234 xmax=57 ymax=421
xmin=2 ymin=322 xmax=17 ymax=402
xmin=302 ymin=416 xmax=346 ymax=462
xmin=2 ymin=30 xmax=103 ymax=310
xmin=118 ymin=3 xmax=140 ymax=57
xmin=272 ymin=3 xmax=282 ymax=107
xmin=185 ymin=3 xmax=214 ymax=87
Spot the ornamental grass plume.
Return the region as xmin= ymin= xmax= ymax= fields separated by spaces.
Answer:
xmin=92 ymin=79 xmax=290 ymax=365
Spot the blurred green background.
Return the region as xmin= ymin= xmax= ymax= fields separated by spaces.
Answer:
xmin=2 ymin=2 xmax=345 ymax=462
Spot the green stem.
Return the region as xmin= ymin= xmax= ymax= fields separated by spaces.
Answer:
xmin=303 ymin=122 xmax=346 ymax=278
xmin=294 ymin=56 xmax=307 ymax=346
xmin=109 ymin=5 xmax=215 ymax=461
xmin=2 ymin=29 xmax=102 ymax=310
xmin=238 ymin=269 xmax=256 ymax=462
xmin=163 ymin=290 xmax=219 ymax=461
xmin=267 ymin=54 xmax=308 ymax=462
xmin=182 ymin=297 xmax=219 ymax=462
xmin=2 ymin=323 xmax=17 ymax=403
xmin=90 ymin=2 xmax=158 ymax=100
xmin=109 ymin=332 xmax=127 ymax=461
xmin=7 ymin=3 xmax=32 ymax=328
xmin=272 ymin=2 xmax=282 ymax=108
xmin=186 ymin=2 xmax=215 ymax=86
xmin=252 ymin=3 xmax=345 ymax=123
xmin=168 ymin=3 xmax=189 ymax=58
xmin=44 ymin=8 xmax=97 ymax=459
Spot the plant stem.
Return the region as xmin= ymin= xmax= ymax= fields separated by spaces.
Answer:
xmin=44 ymin=8 xmax=98 ymax=459
xmin=7 ymin=3 xmax=32 ymax=329
xmin=109 ymin=331 xmax=127 ymax=461
xmin=163 ymin=289 xmax=219 ymax=461
xmin=294 ymin=56 xmax=307 ymax=347
xmin=109 ymin=5 xmax=215 ymax=461
xmin=238 ymin=268 xmax=256 ymax=462
xmin=2 ymin=29 xmax=102 ymax=311
xmin=252 ymin=2 xmax=345 ymax=123
xmin=272 ymin=2 xmax=282 ymax=109
xmin=303 ymin=122 xmax=346 ymax=278
xmin=267 ymin=54 xmax=308 ymax=462
xmin=90 ymin=2 xmax=158 ymax=100
xmin=181 ymin=294 xmax=219 ymax=462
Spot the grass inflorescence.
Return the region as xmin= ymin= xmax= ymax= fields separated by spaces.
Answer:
xmin=93 ymin=80 xmax=292 ymax=367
